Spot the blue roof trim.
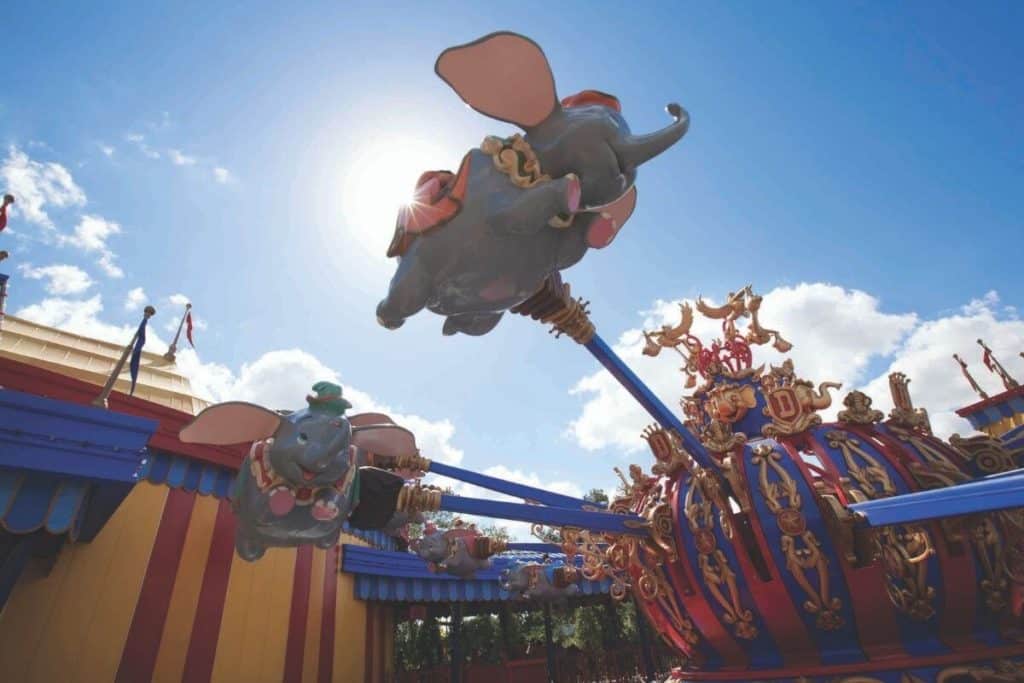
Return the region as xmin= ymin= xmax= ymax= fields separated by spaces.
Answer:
xmin=342 ymin=544 xmax=612 ymax=602
xmin=0 ymin=468 xmax=93 ymax=540
xmin=140 ymin=451 xmax=237 ymax=499
xmin=0 ymin=388 xmax=156 ymax=483
xmin=341 ymin=522 xmax=400 ymax=551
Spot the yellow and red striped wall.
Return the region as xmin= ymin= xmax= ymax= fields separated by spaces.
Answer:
xmin=0 ymin=480 xmax=393 ymax=682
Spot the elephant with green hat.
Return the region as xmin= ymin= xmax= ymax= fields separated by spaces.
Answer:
xmin=180 ymin=381 xmax=419 ymax=561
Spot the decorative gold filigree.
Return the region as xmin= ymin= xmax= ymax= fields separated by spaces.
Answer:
xmin=760 ymin=359 xmax=842 ymax=438
xmin=887 ymin=372 xmax=932 ymax=433
xmin=972 ymin=516 xmax=1009 ymax=612
xmin=825 ymin=431 xmax=936 ymax=620
xmin=752 ymin=443 xmax=844 ymax=630
xmin=949 ymin=433 xmax=1017 ymax=474
xmin=612 ymin=464 xmax=660 ymax=511
xmin=480 ymin=134 xmax=573 ymax=228
xmin=825 ymin=431 xmax=896 ymax=498
xmin=937 ymin=657 xmax=1024 ymax=682
xmin=701 ymin=419 xmax=748 ymax=454
xmin=695 ymin=286 xmax=792 ymax=352
xmin=683 ymin=468 xmax=758 ymax=639
xmin=837 ymin=390 xmax=884 ymax=425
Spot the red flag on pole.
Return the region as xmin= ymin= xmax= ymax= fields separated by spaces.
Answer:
xmin=185 ymin=310 xmax=195 ymax=348
xmin=0 ymin=194 xmax=14 ymax=232
xmin=982 ymin=346 xmax=994 ymax=371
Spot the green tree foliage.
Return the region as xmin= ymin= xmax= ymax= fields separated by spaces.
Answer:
xmin=584 ymin=488 xmax=609 ymax=505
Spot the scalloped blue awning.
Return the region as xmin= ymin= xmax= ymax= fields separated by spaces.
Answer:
xmin=0 ymin=388 xmax=159 ymax=542
xmin=342 ymin=545 xmax=612 ymax=602
xmin=138 ymin=451 xmax=235 ymax=498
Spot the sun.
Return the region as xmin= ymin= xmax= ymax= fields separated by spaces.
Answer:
xmin=340 ymin=136 xmax=456 ymax=254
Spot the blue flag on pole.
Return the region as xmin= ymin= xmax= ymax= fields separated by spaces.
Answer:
xmin=129 ymin=316 xmax=148 ymax=395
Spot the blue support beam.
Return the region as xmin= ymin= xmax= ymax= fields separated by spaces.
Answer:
xmin=583 ymin=334 xmax=714 ymax=469
xmin=429 ymin=461 xmax=603 ymax=510
xmin=438 ymin=494 xmax=648 ymax=535
xmin=849 ymin=469 xmax=1024 ymax=527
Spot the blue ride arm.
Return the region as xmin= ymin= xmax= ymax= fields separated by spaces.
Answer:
xmin=438 ymin=494 xmax=648 ymax=536
xmin=848 ymin=469 xmax=1024 ymax=527
xmin=429 ymin=461 xmax=603 ymax=510
xmin=584 ymin=333 xmax=714 ymax=469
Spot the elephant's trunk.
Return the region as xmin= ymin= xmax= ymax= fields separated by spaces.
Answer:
xmin=611 ymin=103 xmax=690 ymax=170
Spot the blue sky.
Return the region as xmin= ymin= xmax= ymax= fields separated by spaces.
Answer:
xmin=3 ymin=2 xmax=1022 ymax=529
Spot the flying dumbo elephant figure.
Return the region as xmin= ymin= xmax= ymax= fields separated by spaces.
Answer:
xmin=180 ymin=382 xmax=417 ymax=561
xmin=377 ymin=31 xmax=689 ymax=336
xmin=500 ymin=559 xmax=581 ymax=602
xmin=410 ymin=521 xmax=506 ymax=578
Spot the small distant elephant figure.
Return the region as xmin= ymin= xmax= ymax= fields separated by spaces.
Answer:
xmin=410 ymin=521 xmax=505 ymax=578
xmin=380 ymin=509 xmax=424 ymax=550
xmin=180 ymin=382 xmax=417 ymax=561
xmin=500 ymin=560 xmax=581 ymax=602
xmin=377 ymin=31 xmax=689 ymax=336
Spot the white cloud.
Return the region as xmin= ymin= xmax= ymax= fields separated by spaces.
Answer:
xmin=168 ymin=149 xmax=196 ymax=166
xmin=16 ymin=294 xmax=153 ymax=346
xmin=168 ymin=293 xmax=190 ymax=306
xmin=125 ymin=133 xmax=160 ymax=160
xmin=60 ymin=214 xmax=124 ymax=278
xmin=124 ymin=287 xmax=146 ymax=311
xmin=212 ymin=167 xmax=232 ymax=184
xmin=99 ymin=144 xmax=115 ymax=158
xmin=18 ymin=263 xmax=94 ymax=295
xmin=0 ymin=146 xmax=86 ymax=228
xmin=565 ymin=283 xmax=1022 ymax=453
xmin=860 ymin=291 xmax=1024 ymax=439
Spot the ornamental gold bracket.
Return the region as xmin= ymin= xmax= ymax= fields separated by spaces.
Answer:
xmin=510 ymin=273 xmax=595 ymax=344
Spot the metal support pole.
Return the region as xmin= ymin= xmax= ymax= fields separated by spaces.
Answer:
xmin=634 ymin=598 xmax=657 ymax=682
xmin=543 ymin=603 xmax=557 ymax=683
xmin=163 ymin=302 xmax=191 ymax=362
xmin=499 ymin=604 xmax=512 ymax=662
xmin=450 ymin=603 xmax=463 ymax=683
xmin=92 ymin=306 xmax=155 ymax=409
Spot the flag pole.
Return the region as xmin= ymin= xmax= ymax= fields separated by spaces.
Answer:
xmin=93 ymin=306 xmax=156 ymax=409
xmin=163 ymin=302 xmax=191 ymax=362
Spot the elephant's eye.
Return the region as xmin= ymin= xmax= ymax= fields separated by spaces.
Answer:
xmin=297 ymin=433 xmax=309 ymax=444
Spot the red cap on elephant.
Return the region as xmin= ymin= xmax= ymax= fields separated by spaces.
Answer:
xmin=561 ymin=90 xmax=621 ymax=113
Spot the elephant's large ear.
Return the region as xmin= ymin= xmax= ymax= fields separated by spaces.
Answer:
xmin=586 ymin=186 xmax=638 ymax=249
xmin=435 ymin=32 xmax=558 ymax=129
xmin=180 ymin=402 xmax=282 ymax=445
xmin=349 ymin=413 xmax=396 ymax=428
xmin=352 ymin=424 xmax=418 ymax=458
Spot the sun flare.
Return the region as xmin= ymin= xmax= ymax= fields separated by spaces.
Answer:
xmin=340 ymin=136 xmax=456 ymax=253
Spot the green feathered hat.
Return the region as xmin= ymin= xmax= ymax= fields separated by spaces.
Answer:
xmin=305 ymin=381 xmax=352 ymax=416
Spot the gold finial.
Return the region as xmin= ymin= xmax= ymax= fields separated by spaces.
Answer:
xmin=837 ymin=390 xmax=884 ymax=424
xmin=977 ymin=339 xmax=1019 ymax=391
xmin=510 ymin=273 xmax=594 ymax=344
xmin=887 ymin=372 xmax=931 ymax=433
xmin=953 ymin=354 xmax=989 ymax=399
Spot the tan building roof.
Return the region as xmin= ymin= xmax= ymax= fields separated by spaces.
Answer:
xmin=0 ymin=313 xmax=209 ymax=415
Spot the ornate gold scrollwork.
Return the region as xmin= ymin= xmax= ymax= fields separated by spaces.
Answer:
xmin=684 ymin=468 xmax=758 ymax=639
xmin=825 ymin=431 xmax=897 ymax=498
xmin=949 ymin=433 xmax=1018 ymax=474
xmin=837 ymin=390 xmax=884 ymax=425
xmin=825 ymin=431 xmax=937 ymax=620
xmin=650 ymin=566 xmax=700 ymax=646
xmin=752 ymin=443 xmax=844 ymax=630
xmin=937 ymin=657 xmax=1024 ymax=682
xmin=972 ymin=516 xmax=1009 ymax=612
xmin=701 ymin=419 xmax=748 ymax=454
